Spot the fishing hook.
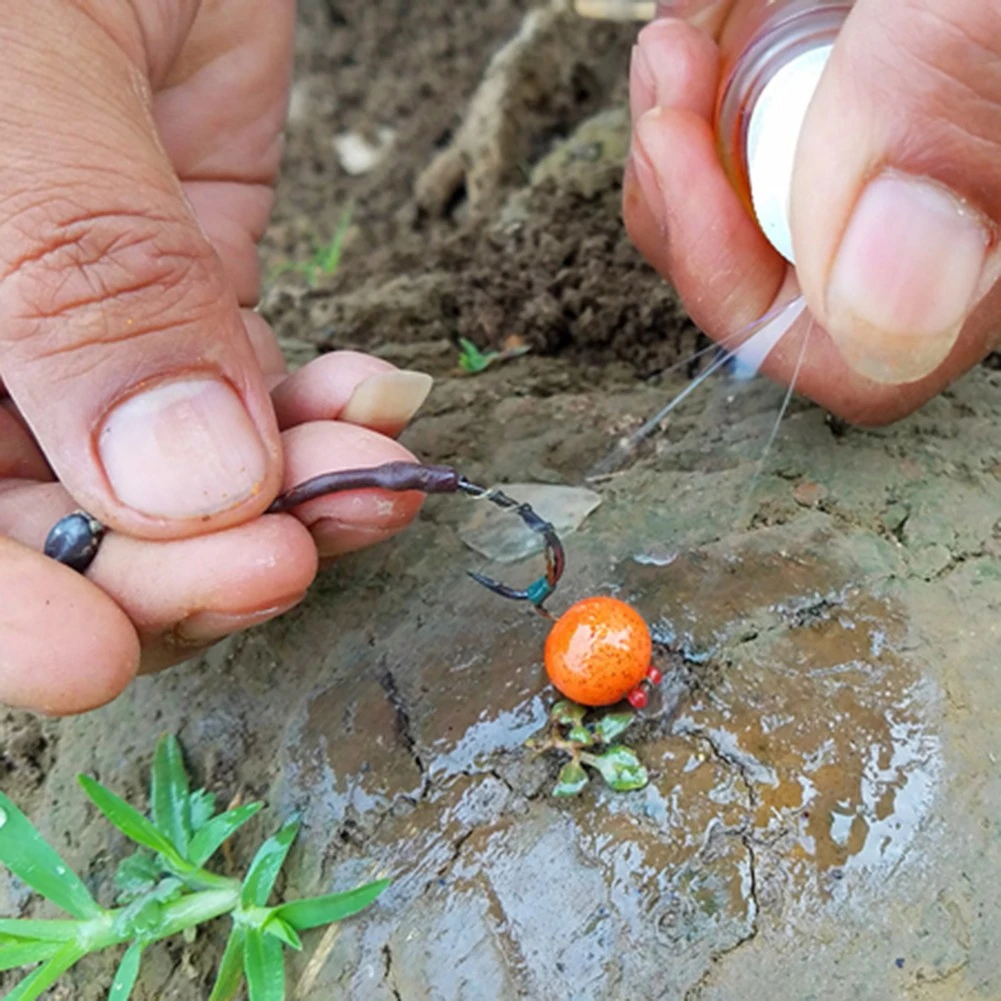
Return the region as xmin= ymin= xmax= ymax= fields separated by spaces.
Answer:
xmin=43 ymin=462 xmax=566 ymax=610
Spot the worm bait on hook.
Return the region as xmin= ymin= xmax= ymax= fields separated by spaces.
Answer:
xmin=43 ymin=462 xmax=566 ymax=611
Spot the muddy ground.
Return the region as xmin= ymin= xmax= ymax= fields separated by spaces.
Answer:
xmin=5 ymin=1 xmax=1001 ymax=998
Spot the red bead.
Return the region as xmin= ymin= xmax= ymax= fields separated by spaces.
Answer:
xmin=627 ymin=687 xmax=648 ymax=709
xmin=646 ymin=665 xmax=663 ymax=686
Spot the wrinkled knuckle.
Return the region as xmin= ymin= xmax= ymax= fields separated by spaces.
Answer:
xmin=0 ymin=196 xmax=223 ymax=365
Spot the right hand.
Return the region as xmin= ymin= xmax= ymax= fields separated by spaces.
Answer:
xmin=626 ymin=0 xmax=1001 ymax=424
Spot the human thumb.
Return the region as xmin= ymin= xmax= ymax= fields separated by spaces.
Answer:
xmin=0 ymin=1 xmax=282 ymax=539
xmin=790 ymin=0 xmax=1001 ymax=386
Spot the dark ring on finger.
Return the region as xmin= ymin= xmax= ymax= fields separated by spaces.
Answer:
xmin=44 ymin=511 xmax=105 ymax=573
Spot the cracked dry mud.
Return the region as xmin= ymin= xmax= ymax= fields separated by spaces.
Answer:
xmin=4 ymin=2 xmax=1001 ymax=999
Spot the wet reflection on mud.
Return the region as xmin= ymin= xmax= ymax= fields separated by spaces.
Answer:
xmin=284 ymin=522 xmax=943 ymax=998
xmin=627 ymin=525 xmax=941 ymax=895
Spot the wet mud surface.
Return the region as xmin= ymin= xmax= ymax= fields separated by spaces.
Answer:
xmin=5 ymin=2 xmax=1001 ymax=999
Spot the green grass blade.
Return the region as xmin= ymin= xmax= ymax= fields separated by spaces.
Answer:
xmin=207 ymin=926 xmax=246 ymax=1001
xmin=0 ymin=938 xmax=61 ymax=972
xmin=240 ymin=817 xmax=299 ymax=909
xmin=77 ymin=776 xmax=183 ymax=866
xmin=150 ymin=735 xmax=191 ymax=856
xmin=0 ymin=920 xmax=82 ymax=942
xmin=243 ymin=928 xmax=285 ymax=1001
xmin=107 ymin=941 xmax=143 ymax=1000
xmin=189 ymin=803 xmax=262 ymax=868
xmin=318 ymin=202 xmax=354 ymax=275
xmin=262 ymin=916 xmax=301 ymax=951
xmin=3 ymin=943 xmax=83 ymax=1001
xmin=274 ymin=879 xmax=390 ymax=931
xmin=0 ymin=791 xmax=102 ymax=919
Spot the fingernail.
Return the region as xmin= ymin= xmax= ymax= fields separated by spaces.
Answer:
xmin=174 ymin=595 xmax=305 ymax=646
xmin=630 ymin=45 xmax=657 ymax=123
xmin=340 ymin=370 xmax=433 ymax=430
xmin=826 ymin=173 xmax=990 ymax=383
xmin=631 ymin=109 xmax=668 ymax=221
xmin=99 ymin=376 xmax=268 ymax=520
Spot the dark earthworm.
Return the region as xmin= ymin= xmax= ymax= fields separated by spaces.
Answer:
xmin=44 ymin=462 xmax=565 ymax=609
xmin=266 ymin=462 xmax=460 ymax=514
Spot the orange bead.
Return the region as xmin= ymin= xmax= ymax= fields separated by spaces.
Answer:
xmin=544 ymin=596 xmax=652 ymax=707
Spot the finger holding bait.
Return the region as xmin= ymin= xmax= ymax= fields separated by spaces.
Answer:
xmin=43 ymin=462 xmax=566 ymax=611
xmin=45 ymin=466 xmax=667 ymax=715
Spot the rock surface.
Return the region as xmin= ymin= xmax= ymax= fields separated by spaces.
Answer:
xmin=4 ymin=2 xmax=1001 ymax=999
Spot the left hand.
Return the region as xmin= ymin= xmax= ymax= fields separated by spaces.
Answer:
xmin=0 ymin=0 xmax=431 ymax=713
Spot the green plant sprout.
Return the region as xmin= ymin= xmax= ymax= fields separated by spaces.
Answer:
xmin=528 ymin=701 xmax=649 ymax=797
xmin=456 ymin=336 xmax=533 ymax=375
xmin=457 ymin=337 xmax=500 ymax=374
xmin=270 ymin=202 xmax=355 ymax=286
xmin=0 ymin=734 xmax=388 ymax=1001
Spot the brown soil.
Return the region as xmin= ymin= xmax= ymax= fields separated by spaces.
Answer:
xmin=6 ymin=3 xmax=1001 ymax=1001
xmin=261 ymin=0 xmax=699 ymax=381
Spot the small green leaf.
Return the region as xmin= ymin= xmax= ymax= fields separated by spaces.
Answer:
xmin=550 ymin=701 xmax=586 ymax=726
xmin=593 ymin=712 xmax=636 ymax=744
xmin=241 ymin=817 xmax=300 ymax=909
xmin=112 ymin=877 xmax=185 ymax=941
xmin=0 ymin=791 xmax=102 ymax=919
xmin=0 ymin=938 xmax=61 ymax=972
xmin=263 ymin=915 xmax=302 ymax=951
xmin=150 ymin=877 xmax=184 ymax=903
xmin=3 ymin=943 xmax=83 ymax=1001
xmin=78 ymin=776 xmax=184 ymax=866
xmin=243 ymin=928 xmax=285 ymax=1001
xmin=0 ymin=920 xmax=81 ymax=942
xmin=582 ymin=746 xmax=649 ymax=792
xmin=114 ymin=851 xmax=163 ymax=902
xmin=566 ymin=725 xmax=594 ymax=746
xmin=189 ymin=803 xmax=263 ymax=868
xmin=107 ymin=942 xmax=143 ymax=1000
xmin=457 ymin=338 xmax=498 ymax=374
xmin=274 ymin=878 xmax=390 ymax=931
xmin=188 ymin=790 xmax=217 ymax=832
xmin=208 ymin=926 xmax=246 ymax=1001
xmin=552 ymin=761 xmax=589 ymax=798
xmin=151 ymin=735 xmax=191 ymax=855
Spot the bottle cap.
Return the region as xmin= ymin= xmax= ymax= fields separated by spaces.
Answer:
xmin=746 ymin=43 xmax=833 ymax=264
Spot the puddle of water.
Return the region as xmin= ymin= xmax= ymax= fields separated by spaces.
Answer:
xmin=278 ymin=516 xmax=943 ymax=999
xmin=728 ymin=600 xmax=941 ymax=889
xmin=622 ymin=525 xmax=942 ymax=905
